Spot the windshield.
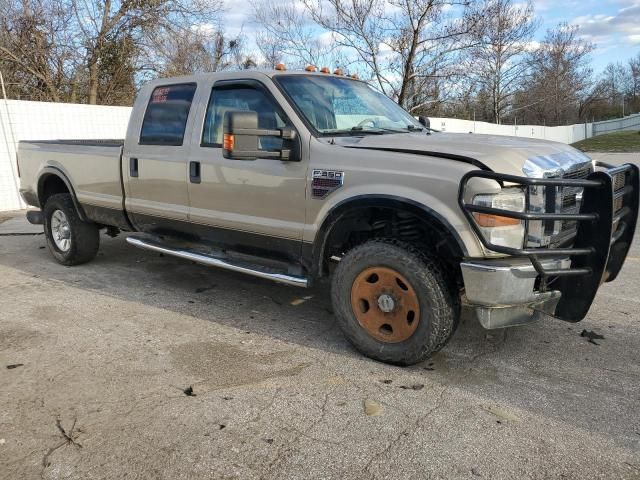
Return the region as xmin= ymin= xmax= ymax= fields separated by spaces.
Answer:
xmin=275 ymin=75 xmax=424 ymax=135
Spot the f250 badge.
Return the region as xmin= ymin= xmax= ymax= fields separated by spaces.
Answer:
xmin=311 ymin=170 xmax=345 ymax=199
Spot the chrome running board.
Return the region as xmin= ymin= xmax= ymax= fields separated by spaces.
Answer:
xmin=126 ymin=235 xmax=308 ymax=288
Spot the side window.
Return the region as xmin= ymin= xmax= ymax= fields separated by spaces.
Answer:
xmin=202 ymin=86 xmax=287 ymax=149
xmin=140 ymin=83 xmax=197 ymax=146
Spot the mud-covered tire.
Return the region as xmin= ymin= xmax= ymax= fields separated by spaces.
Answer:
xmin=43 ymin=193 xmax=99 ymax=266
xmin=331 ymin=239 xmax=460 ymax=366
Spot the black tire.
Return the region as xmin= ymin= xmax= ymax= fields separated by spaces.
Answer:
xmin=331 ymin=239 xmax=460 ymax=366
xmin=43 ymin=193 xmax=99 ymax=266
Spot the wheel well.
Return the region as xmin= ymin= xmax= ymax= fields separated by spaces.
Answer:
xmin=318 ymin=205 xmax=464 ymax=285
xmin=39 ymin=174 xmax=70 ymax=207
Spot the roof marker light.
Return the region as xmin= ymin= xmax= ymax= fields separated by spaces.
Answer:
xmin=320 ymin=67 xmax=330 ymax=74
xmin=305 ymin=65 xmax=317 ymax=72
xmin=275 ymin=63 xmax=286 ymax=71
xmin=333 ymin=68 xmax=343 ymax=75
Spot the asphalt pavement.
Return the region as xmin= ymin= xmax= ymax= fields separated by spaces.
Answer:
xmin=0 ymin=153 xmax=639 ymax=479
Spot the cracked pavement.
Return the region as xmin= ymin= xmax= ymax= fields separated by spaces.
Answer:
xmin=1 ymin=155 xmax=640 ymax=479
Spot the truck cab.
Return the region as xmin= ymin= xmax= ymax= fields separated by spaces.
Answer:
xmin=17 ymin=68 xmax=639 ymax=365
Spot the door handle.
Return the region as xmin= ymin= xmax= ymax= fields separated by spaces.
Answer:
xmin=189 ymin=161 xmax=201 ymax=184
xmin=130 ymin=158 xmax=138 ymax=178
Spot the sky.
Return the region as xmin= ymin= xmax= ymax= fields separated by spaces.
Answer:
xmin=536 ymin=0 xmax=640 ymax=70
xmin=220 ymin=0 xmax=640 ymax=74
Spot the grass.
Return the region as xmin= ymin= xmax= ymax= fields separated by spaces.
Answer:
xmin=572 ymin=130 xmax=640 ymax=153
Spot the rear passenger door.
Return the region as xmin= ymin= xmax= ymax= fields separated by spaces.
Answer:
xmin=123 ymin=82 xmax=196 ymax=232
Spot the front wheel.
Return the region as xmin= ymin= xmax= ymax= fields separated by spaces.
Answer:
xmin=43 ymin=193 xmax=99 ymax=266
xmin=331 ymin=239 xmax=459 ymax=366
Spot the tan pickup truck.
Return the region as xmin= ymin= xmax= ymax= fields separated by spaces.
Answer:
xmin=17 ymin=69 xmax=639 ymax=365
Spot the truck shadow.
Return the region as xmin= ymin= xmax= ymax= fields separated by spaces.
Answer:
xmin=3 ymin=233 xmax=509 ymax=365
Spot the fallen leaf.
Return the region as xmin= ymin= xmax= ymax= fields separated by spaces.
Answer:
xmin=580 ymin=330 xmax=604 ymax=345
xmin=195 ymin=285 xmax=217 ymax=294
xmin=290 ymin=296 xmax=313 ymax=306
xmin=6 ymin=364 xmax=23 ymax=370
xmin=399 ymin=384 xmax=424 ymax=391
xmin=481 ymin=405 xmax=520 ymax=422
xmin=364 ymin=399 xmax=383 ymax=417
xmin=183 ymin=386 xmax=196 ymax=397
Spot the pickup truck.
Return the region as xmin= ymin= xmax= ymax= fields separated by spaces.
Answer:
xmin=17 ymin=68 xmax=639 ymax=365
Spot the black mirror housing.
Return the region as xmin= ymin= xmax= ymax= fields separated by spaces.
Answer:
xmin=418 ymin=116 xmax=430 ymax=129
xmin=222 ymin=110 xmax=299 ymax=161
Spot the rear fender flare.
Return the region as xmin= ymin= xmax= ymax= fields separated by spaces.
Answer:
xmin=37 ymin=167 xmax=88 ymax=222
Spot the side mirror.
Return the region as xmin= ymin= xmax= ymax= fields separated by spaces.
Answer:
xmin=222 ymin=110 xmax=299 ymax=161
xmin=418 ymin=116 xmax=430 ymax=129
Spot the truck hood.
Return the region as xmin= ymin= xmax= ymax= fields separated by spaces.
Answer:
xmin=336 ymin=132 xmax=592 ymax=177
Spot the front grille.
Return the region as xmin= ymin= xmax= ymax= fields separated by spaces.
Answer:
xmin=548 ymin=163 xmax=593 ymax=246
xmin=613 ymin=172 xmax=626 ymax=191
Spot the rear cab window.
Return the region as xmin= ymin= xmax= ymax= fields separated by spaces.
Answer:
xmin=140 ymin=83 xmax=197 ymax=146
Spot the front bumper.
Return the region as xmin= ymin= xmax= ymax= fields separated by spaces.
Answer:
xmin=461 ymin=258 xmax=565 ymax=329
xmin=459 ymin=162 xmax=639 ymax=327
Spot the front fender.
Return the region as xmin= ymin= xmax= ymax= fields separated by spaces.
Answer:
xmin=305 ymin=183 xmax=485 ymax=260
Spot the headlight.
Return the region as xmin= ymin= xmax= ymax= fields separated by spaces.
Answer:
xmin=472 ymin=188 xmax=526 ymax=249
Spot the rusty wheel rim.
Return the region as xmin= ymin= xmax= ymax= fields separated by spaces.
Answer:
xmin=350 ymin=267 xmax=420 ymax=343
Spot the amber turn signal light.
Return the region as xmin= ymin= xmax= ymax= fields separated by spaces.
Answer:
xmin=275 ymin=63 xmax=286 ymax=71
xmin=223 ymin=133 xmax=235 ymax=151
xmin=334 ymin=68 xmax=343 ymax=75
xmin=473 ymin=213 xmax=520 ymax=227
xmin=305 ymin=65 xmax=317 ymax=72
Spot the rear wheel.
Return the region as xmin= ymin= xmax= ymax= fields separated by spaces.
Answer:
xmin=43 ymin=193 xmax=99 ymax=265
xmin=331 ymin=239 xmax=459 ymax=365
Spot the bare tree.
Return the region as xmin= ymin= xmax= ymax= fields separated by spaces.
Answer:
xmin=0 ymin=0 xmax=79 ymax=102
xmin=69 ymin=0 xmax=223 ymax=104
xmin=151 ymin=27 xmax=255 ymax=77
xmin=514 ymin=23 xmax=594 ymax=125
xmin=465 ymin=0 xmax=538 ymax=123
xmin=253 ymin=1 xmax=344 ymax=69
xmin=600 ymin=62 xmax=632 ymax=115
xmin=301 ymin=0 xmax=480 ymax=111
xmin=629 ymin=53 xmax=640 ymax=113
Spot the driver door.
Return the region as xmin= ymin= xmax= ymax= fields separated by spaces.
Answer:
xmin=186 ymin=79 xmax=308 ymax=262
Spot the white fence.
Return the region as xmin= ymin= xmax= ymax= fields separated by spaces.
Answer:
xmin=592 ymin=113 xmax=640 ymax=136
xmin=428 ymin=117 xmax=593 ymax=144
xmin=0 ymin=99 xmax=638 ymax=211
xmin=0 ymin=100 xmax=131 ymax=211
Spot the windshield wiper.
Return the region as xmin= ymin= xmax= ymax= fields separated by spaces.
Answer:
xmin=322 ymin=126 xmax=410 ymax=136
xmin=321 ymin=127 xmax=386 ymax=135
xmin=349 ymin=126 xmax=386 ymax=134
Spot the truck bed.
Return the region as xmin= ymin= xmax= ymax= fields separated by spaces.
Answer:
xmin=18 ymin=139 xmax=125 ymax=215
